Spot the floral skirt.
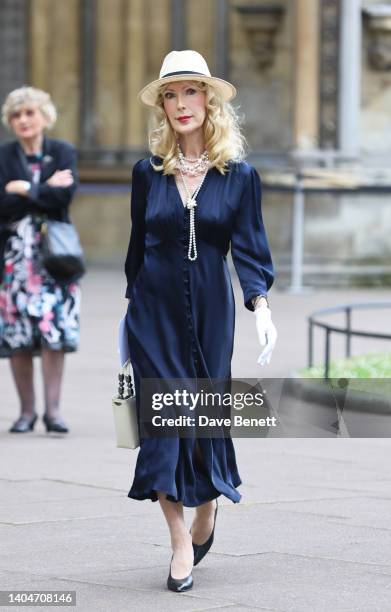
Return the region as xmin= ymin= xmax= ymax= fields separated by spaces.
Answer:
xmin=0 ymin=215 xmax=81 ymax=357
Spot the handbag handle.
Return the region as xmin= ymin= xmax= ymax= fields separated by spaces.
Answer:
xmin=118 ymin=359 xmax=135 ymax=399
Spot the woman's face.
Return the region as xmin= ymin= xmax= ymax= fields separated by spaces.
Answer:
xmin=162 ymin=81 xmax=206 ymax=136
xmin=9 ymin=104 xmax=48 ymax=141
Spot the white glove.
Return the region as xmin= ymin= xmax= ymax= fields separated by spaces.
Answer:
xmin=254 ymin=305 xmax=277 ymax=366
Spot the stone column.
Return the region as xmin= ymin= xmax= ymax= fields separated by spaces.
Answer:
xmin=0 ymin=0 xmax=28 ymax=140
xmin=95 ymin=0 xmax=125 ymax=149
xmin=30 ymin=0 xmax=80 ymax=144
xmin=290 ymin=0 xmax=320 ymax=293
xmin=171 ymin=0 xmax=186 ymax=49
xmin=338 ymin=0 xmax=362 ymax=156
xmin=293 ymin=0 xmax=320 ymax=150
xmin=187 ymin=0 xmax=215 ymax=70
xmin=124 ymin=0 xmax=147 ymax=150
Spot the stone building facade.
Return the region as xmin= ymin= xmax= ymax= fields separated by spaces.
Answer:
xmin=1 ymin=0 xmax=391 ymax=286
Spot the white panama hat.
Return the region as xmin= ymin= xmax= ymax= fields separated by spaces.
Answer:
xmin=138 ymin=49 xmax=237 ymax=107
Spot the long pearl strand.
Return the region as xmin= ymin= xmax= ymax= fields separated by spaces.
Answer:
xmin=178 ymin=164 xmax=208 ymax=261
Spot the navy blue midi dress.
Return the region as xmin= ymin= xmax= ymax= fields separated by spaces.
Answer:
xmin=124 ymin=157 xmax=274 ymax=507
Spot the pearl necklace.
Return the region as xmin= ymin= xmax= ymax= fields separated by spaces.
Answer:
xmin=178 ymin=164 xmax=209 ymax=261
xmin=176 ymin=145 xmax=209 ymax=176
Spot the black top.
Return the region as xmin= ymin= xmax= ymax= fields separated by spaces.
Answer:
xmin=0 ymin=136 xmax=78 ymax=224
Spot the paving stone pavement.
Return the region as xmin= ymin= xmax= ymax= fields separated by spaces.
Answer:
xmin=1 ymin=267 xmax=391 ymax=611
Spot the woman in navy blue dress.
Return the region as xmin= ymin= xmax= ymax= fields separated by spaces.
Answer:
xmin=124 ymin=50 xmax=277 ymax=592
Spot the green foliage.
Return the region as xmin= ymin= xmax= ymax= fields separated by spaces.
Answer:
xmin=299 ymin=352 xmax=391 ymax=379
xmin=299 ymin=353 xmax=391 ymax=398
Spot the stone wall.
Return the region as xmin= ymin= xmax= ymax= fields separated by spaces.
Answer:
xmin=361 ymin=0 xmax=391 ymax=155
xmin=229 ymin=0 xmax=293 ymax=151
xmin=24 ymin=0 xmax=295 ymax=155
xmin=71 ymin=189 xmax=131 ymax=265
xmin=1 ymin=0 xmax=391 ymax=286
xmin=71 ymin=184 xmax=391 ymax=288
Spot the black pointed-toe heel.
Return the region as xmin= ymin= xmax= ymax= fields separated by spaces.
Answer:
xmin=167 ymin=554 xmax=193 ymax=593
xmin=191 ymin=499 xmax=218 ymax=567
xmin=9 ymin=413 xmax=38 ymax=433
xmin=42 ymin=414 xmax=69 ymax=433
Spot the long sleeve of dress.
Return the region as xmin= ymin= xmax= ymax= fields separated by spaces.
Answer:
xmin=230 ymin=165 xmax=274 ymax=311
xmin=124 ymin=160 xmax=147 ymax=299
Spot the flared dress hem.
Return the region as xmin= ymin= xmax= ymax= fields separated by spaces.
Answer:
xmin=127 ymin=478 xmax=242 ymax=507
xmin=0 ymin=341 xmax=78 ymax=359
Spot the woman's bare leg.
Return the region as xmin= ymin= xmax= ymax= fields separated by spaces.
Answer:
xmin=9 ymin=351 xmax=35 ymax=417
xmin=190 ymin=441 xmax=218 ymax=544
xmin=190 ymin=499 xmax=217 ymax=544
xmin=157 ymin=492 xmax=193 ymax=579
xmin=41 ymin=348 xmax=65 ymax=418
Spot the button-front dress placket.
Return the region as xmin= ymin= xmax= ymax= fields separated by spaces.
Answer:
xmin=181 ymin=208 xmax=199 ymax=375
xmin=124 ymin=157 xmax=273 ymax=507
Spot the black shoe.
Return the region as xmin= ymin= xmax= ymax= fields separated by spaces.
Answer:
xmin=191 ymin=499 xmax=218 ymax=566
xmin=43 ymin=414 xmax=69 ymax=433
xmin=9 ymin=413 xmax=38 ymax=433
xmin=167 ymin=554 xmax=193 ymax=593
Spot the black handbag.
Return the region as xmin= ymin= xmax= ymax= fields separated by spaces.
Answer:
xmin=40 ymin=218 xmax=86 ymax=283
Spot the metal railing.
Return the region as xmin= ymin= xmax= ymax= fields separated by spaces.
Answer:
xmin=308 ymin=301 xmax=391 ymax=379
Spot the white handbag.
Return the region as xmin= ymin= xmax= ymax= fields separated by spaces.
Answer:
xmin=112 ymin=358 xmax=140 ymax=449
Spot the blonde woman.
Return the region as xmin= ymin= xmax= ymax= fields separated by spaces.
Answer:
xmin=124 ymin=50 xmax=277 ymax=592
xmin=0 ymin=86 xmax=80 ymax=434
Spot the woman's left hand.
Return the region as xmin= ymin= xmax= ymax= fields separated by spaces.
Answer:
xmin=46 ymin=169 xmax=74 ymax=187
xmin=5 ymin=180 xmax=30 ymax=196
xmin=253 ymin=305 xmax=277 ymax=366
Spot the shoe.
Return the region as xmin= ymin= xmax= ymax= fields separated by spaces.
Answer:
xmin=167 ymin=553 xmax=193 ymax=593
xmin=9 ymin=413 xmax=38 ymax=433
xmin=191 ymin=499 xmax=218 ymax=566
xmin=43 ymin=414 xmax=69 ymax=433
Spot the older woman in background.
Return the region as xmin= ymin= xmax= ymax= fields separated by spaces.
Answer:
xmin=0 ymin=86 xmax=80 ymax=434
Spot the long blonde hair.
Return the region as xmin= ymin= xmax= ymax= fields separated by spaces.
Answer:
xmin=148 ymin=81 xmax=247 ymax=175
